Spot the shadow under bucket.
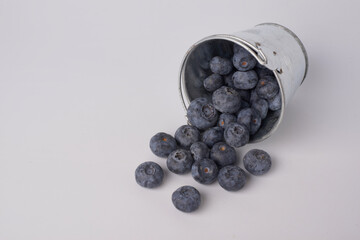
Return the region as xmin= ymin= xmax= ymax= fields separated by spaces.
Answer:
xmin=179 ymin=23 xmax=308 ymax=143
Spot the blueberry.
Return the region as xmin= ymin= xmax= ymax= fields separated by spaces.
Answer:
xmin=212 ymin=86 xmax=241 ymax=113
xmin=218 ymin=165 xmax=246 ymax=191
xmin=237 ymin=89 xmax=251 ymax=102
xmin=191 ymin=158 xmax=219 ymax=184
xmin=167 ymin=149 xmax=194 ymax=174
xmin=224 ymin=122 xmax=249 ymax=148
xmin=218 ymin=113 xmax=237 ymax=129
xmin=237 ymin=108 xmax=261 ymax=135
xmin=268 ymin=92 xmax=282 ymax=111
xmin=190 ymin=142 xmax=210 ymax=161
xmin=255 ymin=76 xmax=279 ymax=100
xmin=251 ymin=98 xmax=268 ymax=119
xmin=135 ymin=161 xmax=164 ymax=188
xmin=232 ymin=53 xmax=257 ymax=72
xmin=233 ymin=44 xmax=246 ymax=54
xmin=187 ymin=98 xmax=219 ymax=131
xmin=175 ymin=125 xmax=200 ymax=149
xmin=150 ymin=132 xmax=177 ymax=158
xmin=172 ymin=186 xmax=201 ymax=213
xmin=201 ymin=126 xmax=224 ymax=148
xmin=210 ymin=142 xmax=237 ymax=167
xmin=209 ymin=56 xmax=233 ymax=75
xmin=224 ymin=72 xmax=235 ymax=88
xmin=232 ymin=70 xmax=258 ymax=90
xmin=255 ymin=66 xmax=274 ymax=78
xmin=250 ymin=89 xmax=261 ymax=103
xmin=243 ymin=149 xmax=272 ymax=176
xmin=203 ymin=73 xmax=223 ymax=92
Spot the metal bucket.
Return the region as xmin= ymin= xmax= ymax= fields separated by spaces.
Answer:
xmin=179 ymin=23 xmax=308 ymax=143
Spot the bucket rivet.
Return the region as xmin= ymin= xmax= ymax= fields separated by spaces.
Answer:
xmin=255 ymin=42 xmax=261 ymax=47
xmin=276 ymin=68 xmax=283 ymax=74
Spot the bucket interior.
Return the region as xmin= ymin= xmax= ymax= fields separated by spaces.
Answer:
xmin=181 ymin=38 xmax=282 ymax=143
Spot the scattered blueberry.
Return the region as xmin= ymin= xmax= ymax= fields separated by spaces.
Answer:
xmin=150 ymin=132 xmax=177 ymax=158
xmin=212 ymin=86 xmax=241 ymax=113
xmin=187 ymin=97 xmax=219 ymax=130
xmin=243 ymin=149 xmax=272 ymax=176
xmin=135 ymin=161 xmax=164 ymax=188
xmin=175 ymin=125 xmax=200 ymax=149
xmin=268 ymin=92 xmax=282 ymax=111
xmin=224 ymin=122 xmax=249 ymax=148
xmin=232 ymin=70 xmax=258 ymax=90
xmin=201 ymin=126 xmax=224 ymax=148
xmin=203 ymin=73 xmax=223 ymax=92
xmin=255 ymin=76 xmax=279 ymax=100
xmin=172 ymin=186 xmax=201 ymax=213
xmin=190 ymin=142 xmax=210 ymax=161
xmin=218 ymin=165 xmax=246 ymax=191
xmin=210 ymin=56 xmax=233 ymax=75
xmin=191 ymin=158 xmax=219 ymax=184
xmin=232 ymin=52 xmax=257 ymax=72
xmin=237 ymin=108 xmax=261 ymax=135
xmin=210 ymin=142 xmax=237 ymax=167
xmin=218 ymin=113 xmax=237 ymax=129
xmin=167 ymin=149 xmax=194 ymax=174
xmin=251 ymin=98 xmax=269 ymax=119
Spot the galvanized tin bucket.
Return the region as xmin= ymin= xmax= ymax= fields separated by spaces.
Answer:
xmin=179 ymin=23 xmax=308 ymax=143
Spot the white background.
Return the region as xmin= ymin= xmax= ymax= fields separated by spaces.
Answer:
xmin=0 ymin=0 xmax=360 ymax=239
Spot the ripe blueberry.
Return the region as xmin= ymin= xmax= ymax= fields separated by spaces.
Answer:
xmin=254 ymin=65 xmax=274 ymax=78
xmin=210 ymin=142 xmax=237 ymax=168
xmin=135 ymin=161 xmax=164 ymax=188
xmin=150 ymin=132 xmax=177 ymax=158
xmin=212 ymin=86 xmax=241 ymax=113
xmin=218 ymin=113 xmax=237 ymax=129
xmin=237 ymin=108 xmax=261 ymax=135
xmin=187 ymin=98 xmax=219 ymax=130
xmin=224 ymin=122 xmax=249 ymax=148
xmin=167 ymin=149 xmax=194 ymax=174
xmin=224 ymin=72 xmax=235 ymax=88
xmin=268 ymin=92 xmax=282 ymax=111
xmin=255 ymin=76 xmax=279 ymax=100
xmin=243 ymin=149 xmax=272 ymax=176
xmin=232 ymin=53 xmax=257 ymax=72
xmin=210 ymin=56 xmax=233 ymax=75
xmin=201 ymin=126 xmax=224 ymax=148
xmin=191 ymin=158 xmax=219 ymax=184
xmin=190 ymin=142 xmax=210 ymax=161
xmin=175 ymin=125 xmax=200 ymax=149
xmin=218 ymin=165 xmax=246 ymax=191
xmin=172 ymin=186 xmax=201 ymax=213
xmin=203 ymin=73 xmax=224 ymax=92
xmin=232 ymin=70 xmax=258 ymax=90
xmin=251 ymin=98 xmax=269 ymax=120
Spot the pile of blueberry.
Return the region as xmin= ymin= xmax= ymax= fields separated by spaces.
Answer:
xmin=135 ymin=43 xmax=280 ymax=213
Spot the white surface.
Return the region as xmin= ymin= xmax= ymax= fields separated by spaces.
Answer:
xmin=0 ymin=0 xmax=360 ymax=239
